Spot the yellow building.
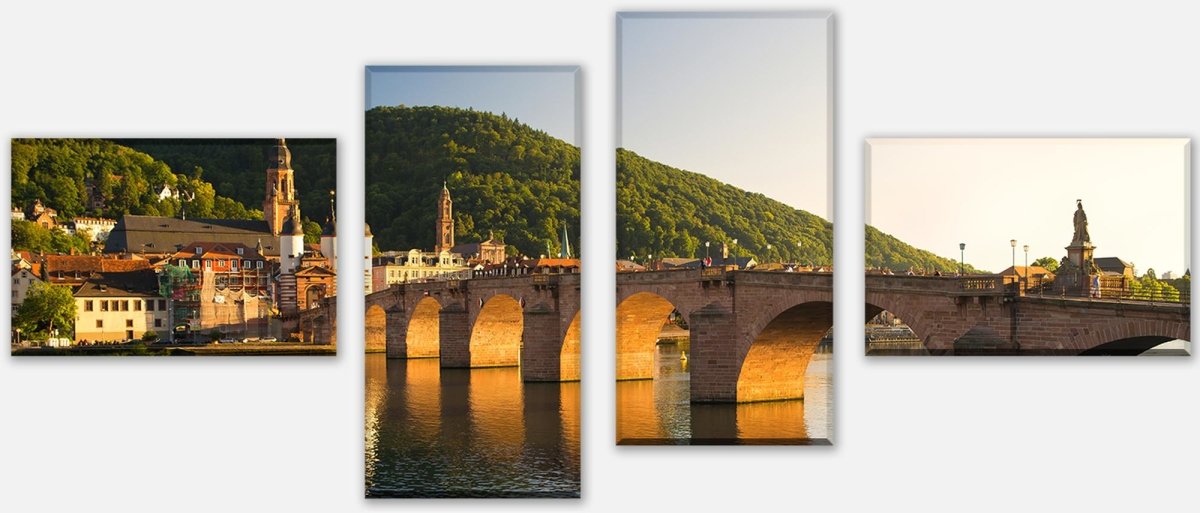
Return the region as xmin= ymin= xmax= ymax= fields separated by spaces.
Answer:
xmin=73 ymin=270 xmax=169 ymax=343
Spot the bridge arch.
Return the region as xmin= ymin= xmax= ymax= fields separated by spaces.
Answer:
xmin=366 ymin=304 xmax=387 ymax=353
xmin=1074 ymin=317 xmax=1189 ymax=355
xmin=469 ymin=294 xmax=523 ymax=367
xmin=616 ymin=291 xmax=681 ymax=381
xmin=560 ymin=310 xmax=581 ymax=381
xmin=735 ymin=300 xmax=833 ymax=402
xmin=406 ymin=296 xmax=442 ymax=358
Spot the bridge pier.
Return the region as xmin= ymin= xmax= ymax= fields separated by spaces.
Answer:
xmin=689 ymin=304 xmax=740 ymax=403
xmin=384 ymin=306 xmax=406 ymax=358
xmin=522 ymin=305 xmax=566 ymax=382
xmin=439 ymin=305 xmax=471 ymax=368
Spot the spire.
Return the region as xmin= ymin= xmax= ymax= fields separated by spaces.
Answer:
xmin=255 ymin=238 xmax=265 ymax=255
xmin=322 ymin=190 xmax=336 ymax=237
xmin=290 ymin=207 xmax=305 ymax=236
xmin=559 ymin=223 xmax=572 ymax=259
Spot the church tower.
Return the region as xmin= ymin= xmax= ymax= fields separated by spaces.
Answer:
xmin=263 ymin=138 xmax=298 ymax=236
xmin=435 ymin=181 xmax=454 ymax=253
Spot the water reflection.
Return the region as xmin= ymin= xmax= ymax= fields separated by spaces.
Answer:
xmin=365 ymin=354 xmax=580 ymax=498
xmin=616 ymin=342 xmax=832 ymax=445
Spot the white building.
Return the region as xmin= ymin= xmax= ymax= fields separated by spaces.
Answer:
xmin=11 ymin=267 xmax=43 ymax=314
xmin=70 ymin=217 xmax=118 ymax=243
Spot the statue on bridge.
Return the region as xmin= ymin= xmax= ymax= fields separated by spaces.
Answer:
xmin=1071 ymin=199 xmax=1091 ymax=245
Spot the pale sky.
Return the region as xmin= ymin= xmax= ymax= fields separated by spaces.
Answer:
xmin=868 ymin=139 xmax=1190 ymax=275
xmin=618 ymin=13 xmax=830 ymax=218
xmin=366 ymin=66 xmax=578 ymax=145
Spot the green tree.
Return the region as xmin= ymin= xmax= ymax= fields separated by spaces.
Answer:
xmin=1032 ymin=256 xmax=1059 ymax=273
xmin=14 ymin=281 xmax=76 ymax=338
xmin=11 ymin=219 xmax=51 ymax=252
xmin=303 ymin=219 xmax=323 ymax=244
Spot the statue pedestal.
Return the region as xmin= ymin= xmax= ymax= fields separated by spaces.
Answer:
xmin=1065 ymin=241 xmax=1094 ymax=268
xmin=1056 ymin=242 xmax=1096 ymax=297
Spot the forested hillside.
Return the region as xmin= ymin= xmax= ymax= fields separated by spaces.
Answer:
xmin=618 ymin=147 xmax=977 ymax=273
xmin=117 ymin=138 xmax=336 ymax=224
xmin=11 ymin=139 xmax=262 ymax=221
xmin=365 ymin=105 xmax=580 ymax=256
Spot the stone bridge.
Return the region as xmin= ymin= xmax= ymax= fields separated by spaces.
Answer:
xmin=617 ymin=269 xmax=834 ymax=404
xmin=865 ymin=274 xmax=1190 ymax=356
xmin=363 ymin=273 xmax=581 ymax=382
xmin=617 ymin=270 xmax=1192 ymax=404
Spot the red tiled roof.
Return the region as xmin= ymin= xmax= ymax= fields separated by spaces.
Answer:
xmin=44 ymin=255 xmax=151 ymax=274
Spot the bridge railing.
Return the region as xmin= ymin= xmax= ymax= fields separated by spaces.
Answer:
xmin=958 ymin=275 xmax=1006 ymax=293
xmin=1095 ymin=282 xmax=1190 ymax=303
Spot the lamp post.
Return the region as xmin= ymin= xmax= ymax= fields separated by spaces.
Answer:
xmin=766 ymin=244 xmax=772 ymax=263
xmin=959 ymin=243 xmax=966 ymax=276
xmin=705 ymin=241 xmax=710 ymax=259
xmin=1023 ymin=244 xmax=1030 ymax=294
xmin=1010 ymin=239 xmax=1017 ymax=270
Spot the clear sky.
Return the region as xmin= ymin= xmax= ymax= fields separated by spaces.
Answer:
xmin=618 ymin=13 xmax=830 ymax=218
xmin=366 ymin=66 xmax=578 ymax=145
xmin=868 ymin=139 xmax=1190 ymax=275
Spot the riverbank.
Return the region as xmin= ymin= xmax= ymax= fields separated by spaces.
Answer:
xmin=12 ymin=343 xmax=336 ymax=356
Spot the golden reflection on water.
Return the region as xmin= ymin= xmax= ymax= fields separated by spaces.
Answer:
xmin=365 ymin=354 xmax=580 ymax=497
xmin=469 ymin=367 xmax=526 ymax=459
xmin=616 ymin=343 xmax=831 ymax=444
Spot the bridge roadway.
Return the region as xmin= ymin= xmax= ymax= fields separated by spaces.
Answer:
xmin=301 ymin=270 xmax=1189 ymax=403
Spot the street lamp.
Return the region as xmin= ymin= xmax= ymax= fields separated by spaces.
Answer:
xmin=705 ymin=241 xmax=710 ymax=259
xmin=1010 ymin=239 xmax=1017 ymax=270
xmin=1023 ymin=244 xmax=1030 ymax=293
xmin=959 ymin=242 xmax=966 ymax=276
xmin=766 ymin=244 xmax=772 ymax=263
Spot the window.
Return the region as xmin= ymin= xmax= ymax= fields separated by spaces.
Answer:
xmin=195 ymin=246 xmax=203 ymax=255
xmin=119 ymin=300 xmax=127 ymax=311
xmin=236 ymin=247 xmax=244 ymax=255
xmin=96 ymin=320 xmax=103 ymax=328
xmin=218 ymin=259 xmax=225 ymax=268
xmin=125 ymin=319 xmax=133 ymax=328
xmin=147 ymin=300 xmax=155 ymax=312
xmin=191 ymin=259 xmax=199 ymax=269
xmin=154 ymin=319 xmax=162 ymax=328
xmin=158 ymin=300 xmax=166 ymax=310
xmin=85 ymin=300 xmax=94 ymax=312
xmin=101 ymin=300 xmax=110 ymax=312
xmin=257 ymin=260 xmax=263 ymax=269
xmin=135 ymin=300 xmax=142 ymax=311
xmin=12 ymin=279 xmax=17 ymax=286
xmin=11 ymin=291 xmax=16 ymax=299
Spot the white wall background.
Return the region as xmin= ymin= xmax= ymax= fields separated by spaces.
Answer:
xmin=1 ymin=1 xmax=1196 ymax=511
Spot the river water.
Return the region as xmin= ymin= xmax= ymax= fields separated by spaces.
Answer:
xmin=616 ymin=342 xmax=832 ymax=444
xmin=365 ymin=354 xmax=580 ymax=498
